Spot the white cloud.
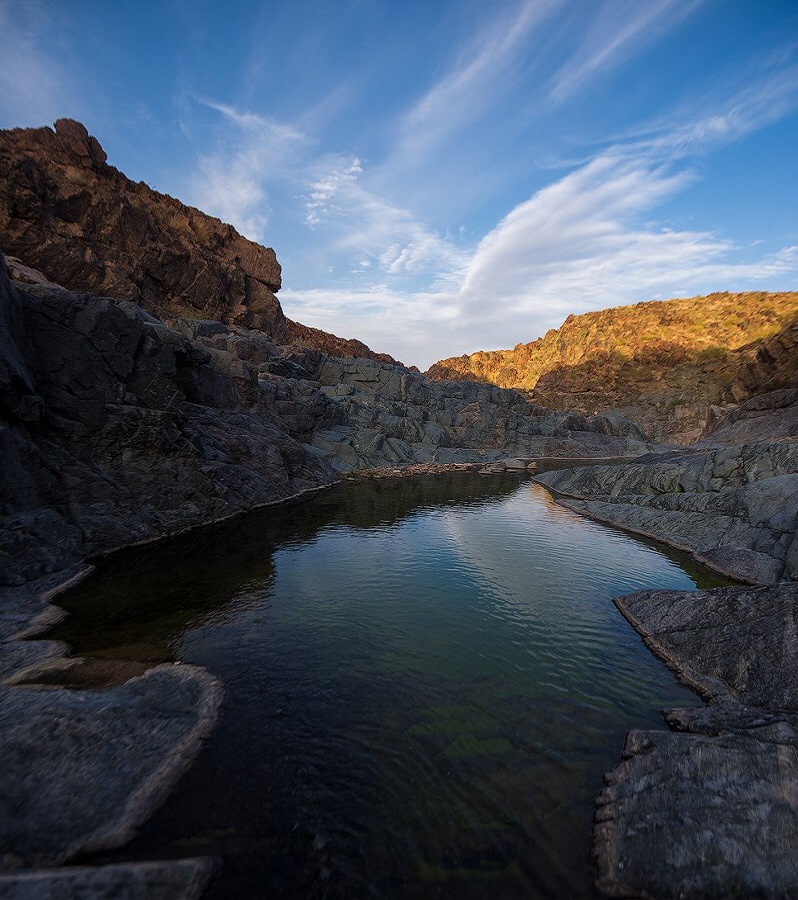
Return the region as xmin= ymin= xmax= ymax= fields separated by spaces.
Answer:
xmin=301 ymin=155 xmax=469 ymax=281
xmin=304 ymin=156 xmax=363 ymax=226
xmin=190 ymin=100 xmax=307 ymax=241
xmin=280 ymin=284 xmax=462 ymax=369
xmin=549 ymin=0 xmax=703 ymax=102
xmin=0 ymin=0 xmax=84 ymax=126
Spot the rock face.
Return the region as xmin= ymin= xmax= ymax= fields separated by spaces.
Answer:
xmin=535 ymin=442 xmax=798 ymax=584
xmin=0 ymin=258 xmax=339 ymax=586
xmin=595 ymin=583 xmax=798 ymax=898
xmin=427 ymin=293 xmax=798 ymax=444
xmin=0 ymin=119 xmax=398 ymax=364
xmin=178 ymin=319 xmax=652 ymax=473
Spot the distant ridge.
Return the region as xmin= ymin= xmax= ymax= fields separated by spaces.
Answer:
xmin=0 ymin=119 xmax=400 ymax=366
xmin=426 ymin=292 xmax=798 ymax=443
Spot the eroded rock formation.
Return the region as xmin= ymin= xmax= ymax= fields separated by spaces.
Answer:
xmin=0 ymin=119 xmax=398 ymax=364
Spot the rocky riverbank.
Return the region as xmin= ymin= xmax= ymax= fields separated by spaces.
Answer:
xmin=535 ymin=442 xmax=798 ymax=585
xmin=534 ymin=441 xmax=798 ymax=897
xmin=595 ymin=583 xmax=798 ymax=898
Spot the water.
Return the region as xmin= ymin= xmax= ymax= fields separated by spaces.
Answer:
xmin=50 ymin=474 xmax=729 ymax=899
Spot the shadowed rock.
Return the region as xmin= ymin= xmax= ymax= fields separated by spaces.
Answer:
xmin=0 ymin=665 xmax=222 ymax=870
xmin=0 ymin=254 xmax=340 ymax=586
xmin=0 ymin=859 xmax=216 ymax=900
xmin=535 ymin=442 xmax=798 ymax=583
xmin=594 ymin=584 xmax=798 ymax=898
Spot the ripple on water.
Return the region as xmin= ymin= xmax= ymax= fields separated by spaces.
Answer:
xmin=49 ymin=475 xmax=730 ymax=900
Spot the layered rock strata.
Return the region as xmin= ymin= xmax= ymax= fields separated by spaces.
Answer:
xmin=176 ymin=318 xmax=651 ymax=474
xmin=535 ymin=441 xmax=798 ymax=584
xmin=595 ymin=583 xmax=798 ymax=898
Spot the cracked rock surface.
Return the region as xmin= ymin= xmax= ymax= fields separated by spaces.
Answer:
xmin=595 ymin=584 xmax=798 ymax=898
xmin=535 ymin=443 xmax=798 ymax=583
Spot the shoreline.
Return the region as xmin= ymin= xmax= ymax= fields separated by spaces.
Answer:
xmin=2 ymin=461 xmax=794 ymax=899
xmin=535 ymin=479 xmax=757 ymax=585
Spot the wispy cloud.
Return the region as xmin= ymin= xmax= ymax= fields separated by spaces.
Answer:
xmin=0 ymin=0 xmax=84 ymax=126
xmin=392 ymin=0 xmax=559 ymax=162
xmin=190 ymin=100 xmax=308 ymax=240
xmin=299 ymin=152 xmax=469 ymax=281
xmin=642 ymin=63 xmax=798 ymax=154
xmin=304 ymin=156 xmax=363 ymax=227
xmin=549 ymin=0 xmax=704 ymax=102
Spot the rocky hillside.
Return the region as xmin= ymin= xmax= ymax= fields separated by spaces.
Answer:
xmin=428 ymin=293 xmax=798 ymax=443
xmin=0 ymin=119 xmax=397 ymax=365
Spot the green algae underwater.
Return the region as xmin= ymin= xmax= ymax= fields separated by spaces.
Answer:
xmin=49 ymin=473 xmax=730 ymax=899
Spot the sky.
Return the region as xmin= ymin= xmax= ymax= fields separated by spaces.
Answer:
xmin=1 ymin=0 xmax=797 ymax=369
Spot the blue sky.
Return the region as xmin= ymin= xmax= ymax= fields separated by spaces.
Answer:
xmin=1 ymin=0 xmax=797 ymax=368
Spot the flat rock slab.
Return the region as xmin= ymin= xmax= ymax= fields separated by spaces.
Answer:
xmin=0 ymin=665 xmax=222 ymax=870
xmin=594 ymin=584 xmax=798 ymax=898
xmin=595 ymin=729 xmax=798 ymax=898
xmin=617 ymin=584 xmax=798 ymax=710
xmin=0 ymin=857 xmax=216 ymax=900
xmin=0 ymin=858 xmax=216 ymax=900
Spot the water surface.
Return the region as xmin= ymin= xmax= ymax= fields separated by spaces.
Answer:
xmin=52 ymin=474 xmax=728 ymax=899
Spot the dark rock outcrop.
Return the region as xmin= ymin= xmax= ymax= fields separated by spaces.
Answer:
xmin=0 ymin=119 xmax=399 ymax=364
xmin=595 ymin=583 xmax=798 ymax=898
xmin=535 ymin=442 xmax=798 ymax=584
xmin=0 ymin=258 xmax=339 ymax=586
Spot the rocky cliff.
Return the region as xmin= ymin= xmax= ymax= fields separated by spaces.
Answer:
xmin=0 ymin=259 xmax=341 ymax=586
xmin=0 ymin=119 xmax=398 ymax=365
xmin=427 ymin=293 xmax=798 ymax=443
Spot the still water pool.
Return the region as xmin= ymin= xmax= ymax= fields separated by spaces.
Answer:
xmin=51 ymin=474 xmax=729 ymax=899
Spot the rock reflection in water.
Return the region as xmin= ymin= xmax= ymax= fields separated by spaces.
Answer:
xmin=51 ymin=474 xmax=729 ymax=900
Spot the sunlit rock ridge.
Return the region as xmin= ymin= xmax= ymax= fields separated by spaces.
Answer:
xmin=428 ymin=293 xmax=798 ymax=444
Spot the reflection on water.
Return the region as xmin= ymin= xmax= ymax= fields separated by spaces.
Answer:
xmin=51 ymin=475 xmax=729 ymax=899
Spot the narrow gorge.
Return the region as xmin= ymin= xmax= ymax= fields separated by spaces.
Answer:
xmin=1 ymin=120 xmax=796 ymax=900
